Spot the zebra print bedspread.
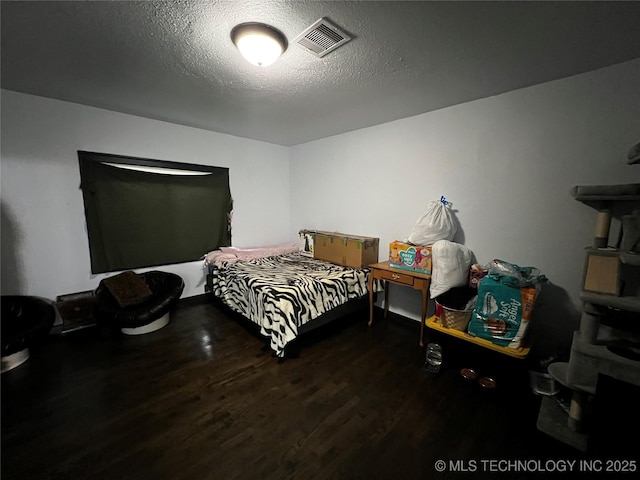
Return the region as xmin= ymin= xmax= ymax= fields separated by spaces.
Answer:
xmin=209 ymin=252 xmax=379 ymax=357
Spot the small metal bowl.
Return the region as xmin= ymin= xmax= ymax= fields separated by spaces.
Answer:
xmin=478 ymin=376 xmax=497 ymax=389
xmin=460 ymin=367 xmax=478 ymax=380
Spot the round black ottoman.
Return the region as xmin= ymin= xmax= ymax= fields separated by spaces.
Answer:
xmin=1 ymin=295 xmax=55 ymax=373
xmin=95 ymin=271 xmax=185 ymax=335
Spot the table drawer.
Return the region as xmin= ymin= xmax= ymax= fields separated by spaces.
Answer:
xmin=376 ymin=269 xmax=415 ymax=286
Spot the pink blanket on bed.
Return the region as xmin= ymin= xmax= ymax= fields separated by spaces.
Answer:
xmin=204 ymin=242 xmax=299 ymax=267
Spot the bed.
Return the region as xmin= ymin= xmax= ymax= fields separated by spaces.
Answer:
xmin=204 ymin=244 xmax=382 ymax=358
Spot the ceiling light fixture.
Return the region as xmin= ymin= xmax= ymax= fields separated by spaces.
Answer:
xmin=231 ymin=22 xmax=287 ymax=67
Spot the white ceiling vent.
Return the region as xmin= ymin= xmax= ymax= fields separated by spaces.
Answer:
xmin=293 ymin=18 xmax=351 ymax=58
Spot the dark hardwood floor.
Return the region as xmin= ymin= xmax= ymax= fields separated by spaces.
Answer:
xmin=2 ymin=298 xmax=591 ymax=480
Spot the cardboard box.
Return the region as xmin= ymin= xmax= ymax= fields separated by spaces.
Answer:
xmin=313 ymin=231 xmax=379 ymax=268
xmin=582 ymin=250 xmax=621 ymax=295
xmin=389 ymin=240 xmax=432 ymax=274
xmin=469 ymin=265 xmax=488 ymax=289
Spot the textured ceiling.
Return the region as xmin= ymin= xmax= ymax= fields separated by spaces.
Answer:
xmin=2 ymin=1 xmax=640 ymax=146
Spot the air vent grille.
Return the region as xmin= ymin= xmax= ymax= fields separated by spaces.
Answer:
xmin=293 ymin=18 xmax=351 ymax=58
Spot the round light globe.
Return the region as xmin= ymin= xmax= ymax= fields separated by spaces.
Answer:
xmin=232 ymin=23 xmax=287 ymax=67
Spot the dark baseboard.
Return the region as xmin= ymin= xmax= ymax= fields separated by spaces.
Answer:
xmin=177 ymin=293 xmax=211 ymax=308
xmin=373 ymin=306 xmax=421 ymax=328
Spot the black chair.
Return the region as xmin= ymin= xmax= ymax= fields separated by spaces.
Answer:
xmin=1 ymin=295 xmax=55 ymax=373
xmin=95 ymin=270 xmax=185 ymax=335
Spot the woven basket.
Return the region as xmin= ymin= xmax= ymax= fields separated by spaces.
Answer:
xmin=436 ymin=301 xmax=473 ymax=331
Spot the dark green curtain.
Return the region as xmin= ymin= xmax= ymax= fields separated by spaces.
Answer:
xmin=79 ymin=152 xmax=232 ymax=274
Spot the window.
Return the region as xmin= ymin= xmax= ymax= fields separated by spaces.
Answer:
xmin=78 ymin=151 xmax=232 ymax=274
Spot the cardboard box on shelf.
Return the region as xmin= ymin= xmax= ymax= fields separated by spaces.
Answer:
xmin=389 ymin=240 xmax=432 ymax=274
xmin=313 ymin=231 xmax=379 ymax=269
xmin=582 ymin=250 xmax=621 ymax=295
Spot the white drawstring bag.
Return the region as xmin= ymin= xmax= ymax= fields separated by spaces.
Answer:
xmin=430 ymin=239 xmax=473 ymax=298
xmin=407 ymin=196 xmax=457 ymax=245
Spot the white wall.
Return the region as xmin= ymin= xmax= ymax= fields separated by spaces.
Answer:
xmin=289 ymin=59 xmax=640 ymax=356
xmin=1 ymin=90 xmax=291 ymax=300
xmin=2 ymin=60 xmax=639 ymax=356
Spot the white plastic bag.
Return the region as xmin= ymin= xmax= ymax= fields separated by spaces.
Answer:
xmin=430 ymin=239 xmax=473 ymax=298
xmin=407 ymin=196 xmax=457 ymax=245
